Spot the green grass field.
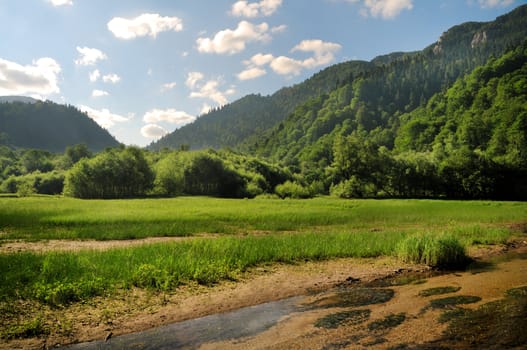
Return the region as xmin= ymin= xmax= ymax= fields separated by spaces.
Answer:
xmin=0 ymin=197 xmax=526 ymax=313
xmin=1 ymin=196 xmax=525 ymax=240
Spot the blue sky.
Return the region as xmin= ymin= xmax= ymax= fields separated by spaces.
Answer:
xmin=0 ymin=0 xmax=524 ymax=146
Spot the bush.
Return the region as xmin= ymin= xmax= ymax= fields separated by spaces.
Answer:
xmin=275 ymin=181 xmax=312 ymax=199
xmin=0 ymin=171 xmax=64 ymax=195
xmin=396 ymin=233 xmax=469 ymax=269
xmin=330 ymin=176 xmax=377 ymax=198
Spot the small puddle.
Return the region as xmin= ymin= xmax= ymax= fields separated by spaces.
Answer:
xmin=63 ymin=296 xmax=303 ymax=350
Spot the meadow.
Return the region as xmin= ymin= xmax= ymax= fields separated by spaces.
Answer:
xmin=0 ymin=196 xmax=526 ymax=325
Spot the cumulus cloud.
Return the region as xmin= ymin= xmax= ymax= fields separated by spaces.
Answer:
xmin=361 ymin=0 xmax=413 ymax=19
xmin=231 ymin=0 xmax=283 ymax=18
xmin=0 ymin=57 xmax=61 ymax=96
xmin=237 ymin=67 xmax=267 ymax=80
xmin=89 ymin=69 xmax=100 ymax=82
xmin=477 ymin=0 xmax=514 ymax=8
xmin=269 ymin=55 xmax=304 ymax=75
xmin=108 ymin=13 xmax=183 ymax=40
xmin=185 ymin=72 xmax=235 ymax=106
xmin=141 ymin=124 xmax=168 ymax=139
xmin=74 ymin=47 xmax=107 ymax=66
xmin=190 ymin=80 xmax=234 ymax=105
xmin=91 ymin=89 xmax=109 ymax=97
xmin=102 ymin=73 xmax=121 ymax=84
xmin=292 ymin=39 xmax=342 ymax=68
xmin=239 ymin=39 xmax=341 ymax=78
xmin=186 ymin=71 xmax=204 ymax=89
xmin=247 ymin=53 xmax=274 ymax=66
xmin=78 ymin=105 xmax=129 ymax=129
xmin=143 ymin=108 xmax=195 ymax=126
xmin=197 ymin=21 xmax=271 ymax=55
xmin=48 ymin=0 xmax=72 ymax=6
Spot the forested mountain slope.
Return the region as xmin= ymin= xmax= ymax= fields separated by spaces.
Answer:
xmin=149 ymin=61 xmax=374 ymax=150
xmin=0 ymin=100 xmax=120 ymax=152
xmin=246 ymin=4 xmax=527 ymax=166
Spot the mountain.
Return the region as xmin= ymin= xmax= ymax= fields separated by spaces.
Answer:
xmin=244 ymin=4 xmax=527 ymax=165
xmin=148 ymin=60 xmax=374 ymax=151
xmin=0 ymin=96 xmax=38 ymax=104
xmin=150 ymin=4 xmax=527 ymax=157
xmin=0 ymin=100 xmax=120 ymax=152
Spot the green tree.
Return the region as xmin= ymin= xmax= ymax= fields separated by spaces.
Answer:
xmin=64 ymin=147 xmax=153 ymax=199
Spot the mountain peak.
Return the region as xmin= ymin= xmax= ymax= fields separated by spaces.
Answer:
xmin=0 ymin=96 xmax=39 ymax=104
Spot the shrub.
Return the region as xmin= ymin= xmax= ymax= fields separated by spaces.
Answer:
xmin=275 ymin=181 xmax=312 ymax=199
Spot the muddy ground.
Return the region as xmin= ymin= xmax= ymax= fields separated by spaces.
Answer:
xmin=1 ymin=240 xmax=526 ymax=350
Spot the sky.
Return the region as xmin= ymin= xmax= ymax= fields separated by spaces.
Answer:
xmin=0 ymin=0 xmax=524 ymax=147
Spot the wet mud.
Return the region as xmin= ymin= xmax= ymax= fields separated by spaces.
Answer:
xmin=56 ymin=247 xmax=527 ymax=349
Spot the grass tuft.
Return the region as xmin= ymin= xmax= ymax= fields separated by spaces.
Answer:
xmin=396 ymin=233 xmax=469 ymax=269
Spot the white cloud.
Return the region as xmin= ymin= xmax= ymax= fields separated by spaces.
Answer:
xmin=108 ymin=13 xmax=183 ymax=40
xmin=237 ymin=67 xmax=267 ymax=80
xmin=143 ymin=108 xmax=195 ymax=126
xmin=74 ymin=47 xmax=107 ymax=66
xmin=269 ymin=55 xmax=304 ymax=75
xmin=271 ymin=24 xmax=287 ymax=33
xmin=241 ymin=39 xmax=341 ymax=77
xmin=78 ymin=105 xmax=129 ymax=129
xmin=200 ymin=103 xmax=213 ymax=115
xmin=141 ymin=124 xmax=168 ymax=139
xmin=292 ymin=39 xmax=342 ymax=68
xmin=477 ymin=0 xmax=514 ymax=8
xmin=48 ymin=0 xmax=72 ymax=6
xmin=186 ymin=72 xmax=235 ymax=106
xmin=91 ymin=89 xmax=109 ymax=97
xmin=89 ymin=69 xmax=100 ymax=82
xmin=231 ymin=0 xmax=283 ymax=18
xmin=161 ymin=82 xmax=177 ymax=92
xmin=190 ymin=80 xmax=232 ymax=105
xmin=102 ymin=73 xmax=121 ymax=84
xmin=0 ymin=57 xmax=61 ymax=96
xmin=186 ymin=71 xmax=204 ymax=89
xmin=248 ymin=53 xmax=275 ymax=66
xmin=197 ymin=21 xmax=271 ymax=55
xmin=361 ymin=0 xmax=413 ymax=19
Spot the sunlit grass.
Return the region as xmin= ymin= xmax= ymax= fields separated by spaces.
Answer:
xmin=0 ymin=196 xmax=525 ymax=309
xmin=0 ymin=197 xmax=525 ymax=241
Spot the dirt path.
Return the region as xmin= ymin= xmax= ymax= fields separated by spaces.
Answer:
xmin=2 ymin=242 xmax=526 ymax=350
xmin=0 ymin=236 xmax=208 ymax=253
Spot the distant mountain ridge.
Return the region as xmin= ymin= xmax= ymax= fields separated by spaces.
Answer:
xmin=149 ymin=4 xmax=527 ymax=154
xmin=0 ymin=96 xmax=38 ymax=104
xmin=0 ymin=99 xmax=120 ymax=152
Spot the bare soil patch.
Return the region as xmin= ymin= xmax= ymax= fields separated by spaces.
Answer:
xmin=0 ymin=236 xmax=207 ymax=253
